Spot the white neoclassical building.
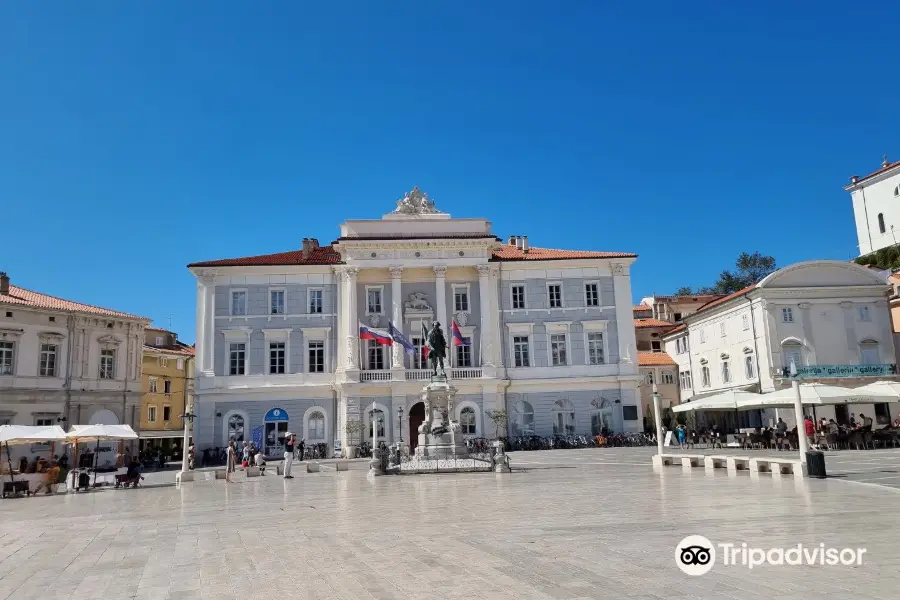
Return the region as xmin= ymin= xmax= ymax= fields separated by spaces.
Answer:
xmin=188 ymin=188 xmax=641 ymax=456
xmin=846 ymin=156 xmax=900 ymax=256
xmin=0 ymin=272 xmax=149 ymax=459
xmin=663 ymin=260 xmax=900 ymax=429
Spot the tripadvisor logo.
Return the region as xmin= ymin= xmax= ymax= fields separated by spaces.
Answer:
xmin=675 ymin=536 xmax=866 ymax=575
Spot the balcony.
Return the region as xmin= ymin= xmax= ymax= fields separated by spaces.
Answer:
xmin=357 ymin=368 xmax=484 ymax=383
xmin=770 ymin=364 xmax=899 ymax=381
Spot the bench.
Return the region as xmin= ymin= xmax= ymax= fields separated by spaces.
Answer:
xmin=651 ymin=454 xmax=705 ymax=468
xmin=214 ymin=469 xmax=227 ymax=479
xmin=750 ymin=457 xmax=806 ymax=476
xmin=245 ymin=467 xmax=261 ymax=477
xmin=319 ymin=462 xmax=348 ymax=472
xmin=726 ymin=457 xmax=751 ymax=472
xmin=306 ymin=462 xmax=320 ymax=473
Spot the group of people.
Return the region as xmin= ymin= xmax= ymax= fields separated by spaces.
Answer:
xmin=221 ymin=433 xmax=304 ymax=482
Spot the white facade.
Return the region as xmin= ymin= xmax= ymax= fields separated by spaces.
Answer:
xmin=0 ymin=274 xmax=148 ymax=460
xmin=663 ymin=260 xmax=898 ymax=427
xmin=847 ymin=159 xmax=900 ymax=256
xmin=188 ymin=190 xmax=641 ymax=455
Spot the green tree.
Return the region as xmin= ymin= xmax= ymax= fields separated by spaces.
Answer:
xmin=708 ymin=252 xmax=777 ymax=294
xmin=674 ymin=286 xmax=694 ymax=296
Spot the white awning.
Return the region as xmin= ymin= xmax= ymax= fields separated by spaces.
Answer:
xmin=672 ymin=390 xmax=760 ymax=413
xmin=65 ymin=424 xmax=138 ymax=443
xmin=735 ymin=383 xmax=898 ymax=410
xmin=139 ymin=430 xmax=186 ymax=440
xmin=0 ymin=425 xmax=67 ymax=445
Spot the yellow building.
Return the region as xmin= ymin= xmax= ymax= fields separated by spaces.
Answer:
xmin=139 ymin=327 xmax=195 ymax=458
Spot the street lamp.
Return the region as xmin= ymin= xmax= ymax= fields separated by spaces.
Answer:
xmin=176 ymin=408 xmax=196 ymax=483
xmin=651 ymin=383 xmax=664 ymax=456
xmin=397 ymin=405 xmax=404 ymax=443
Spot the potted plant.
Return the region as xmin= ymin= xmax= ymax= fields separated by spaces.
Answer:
xmin=344 ymin=420 xmax=363 ymax=458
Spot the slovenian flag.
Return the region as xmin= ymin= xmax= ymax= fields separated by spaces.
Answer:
xmin=451 ymin=320 xmax=471 ymax=346
xmin=359 ymin=322 xmax=393 ymax=346
xmin=388 ymin=322 xmax=414 ymax=355
xmin=421 ymin=322 xmax=430 ymax=359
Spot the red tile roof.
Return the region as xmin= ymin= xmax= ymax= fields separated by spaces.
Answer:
xmin=661 ymin=323 xmax=687 ymax=337
xmin=0 ymin=285 xmax=148 ymax=320
xmin=633 ymin=304 xmax=652 ymax=312
xmin=143 ymin=344 xmax=195 ymax=357
xmin=638 ymin=351 xmax=677 ymax=366
xmin=187 ymin=246 xmax=342 ymax=268
xmin=695 ymin=285 xmax=757 ymax=312
xmin=634 ymin=318 xmax=675 ymax=328
xmin=189 ymin=244 xmax=636 ymax=267
xmin=490 ymin=246 xmax=637 ymax=261
xmin=846 ymin=159 xmax=900 ymax=188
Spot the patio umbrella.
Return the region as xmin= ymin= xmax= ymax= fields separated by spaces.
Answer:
xmin=672 ymin=390 xmax=761 ymax=412
xmin=0 ymin=425 xmax=67 ymax=486
xmin=65 ymin=425 xmax=138 ymax=487
xmin=847 ymin=381 xmax=900 ymax=403
xmin=734 ymin=383 xmax=897 ymax=410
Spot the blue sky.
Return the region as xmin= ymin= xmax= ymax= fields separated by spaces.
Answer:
xmin=3 ymin=2 xmax=899 ymax=341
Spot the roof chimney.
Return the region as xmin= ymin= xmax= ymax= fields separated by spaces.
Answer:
xmin=508 ymin=235 xmax=518 ymax=246
xmin=515 ymin=236 xmax=524 ymax=250
xmin=522 ymin=235 xmax=529 ymax=253
xmin=883 ymin=154 xmax=890 ymax=168
xmin=301 ymin=238 xmax=319 ymax=259
xmin=851 ymin=175 xmax=859 ymax=184
xmin=0 ymin=272 xmax=8 ymax=295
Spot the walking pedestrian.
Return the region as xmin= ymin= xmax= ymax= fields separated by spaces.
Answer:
xmin=298 ymin=438 xmax=305 ymax=462
xmin=283 ymin=433 xmax=296 ymax=479
xmin=225 ymin=440 xmax=236 ymax=483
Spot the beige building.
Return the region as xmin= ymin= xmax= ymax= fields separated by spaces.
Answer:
xmin=638 ymin=294 xmax=723 ymax=323
xmin=634 ymin=315 xmax=679 ymax=430
xmin=139 ymin=327 xmax=194 ymax=456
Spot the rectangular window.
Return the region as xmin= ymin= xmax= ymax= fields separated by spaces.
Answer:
xmin=453 ymin=285 xmax=469 ymax=313
xmin=860 ymin=344 xmax=880 ymax=365
xmin=622 ymin=406 xmax=638 ymax=421
xmin=367 ymin=341 xmax=385 ymax=370
xmin=163 ymin=405 xmax=171 ymax=421
xmin=662 ymin=371 xmax=675 ymax=385
xmin=308 ymin=289 xmax=323 ymax=314
xmin=155 ymin=336 xmax=163 ymax=346
xmin=269 ymin=342 xmax=286 ymax=374
xmin=587 ymin=332 xmax=605 ymax=365
xmin=651 ymin=341 xmax=661 ymax=352
xmin=148 ymin=406 xmax=157 ymax=423
xmin=511 ymin=285 xmax=526 ymax=309
xmin=308 ymin=341 xmax=325 ymax=373
xmin=701 ymin=366 xmax=710 ymax=387
xmin=270 ymin=289 xmax=285 ymax=315
xmin=34 ymin=417 xmax=53 ymax=427
xmin=176 ymin=359 xmax=184 ymax=370
xmin=149 ymin=378 xmax=158 ymax=393
xmin=719 ymin=322 xmax=726 ymax=337
xmin=229 ymin=343 xmax=246 ymax=376
xmin=163 ymin=379 xmax=171 ymax=394
xmin=366 ymin=287 xmax=383 ymax=314
xmin=550 ymin=333 xmax=567 ymax=366
xmin=782 ymin=307 xmax=794 ymax=323
xmin=159 ymin=357 xmax=168 ymax=368
xmin=548 ymin=284 xmax=562 ymax=308
xmin=584 ymin=283 xmax=599 ymax=307
xmin=721 ymin=361 xmax=731 ymax=383
xmin=858 ymin=306 xmax=871 ymax=322
xmin=673 ymin=312 xmax=682 ymax=321
xmin=231 ymin=290 xmax=247 ymax=316
xmin=0 ymin=341 xmax=14 ymax=375
xmin=39 ymin=343 xmax=58 ymax=377
xmin=745 ymin=355 xmax=755 ymax=379
xmin=680 ymin=370 xmax=692 ymax=389
xmin=99 ymin=348 xmax=116 ymax=379
xmin=742 ymin=314 xmax=750 ymax=330
xmin=513 ymin=335 xmax=530 ymax=367
xmin=644 ymin=371 xmax=654 ymax=385
xmin=455 ymin=339 xmax=472 ymax=367
xmin=411 ymin=337 xmax=426 ymax=369
xmin=699 ymin=329 xmax=706 ymax=344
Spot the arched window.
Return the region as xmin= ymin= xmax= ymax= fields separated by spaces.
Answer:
xmin=894 ymin=185 xmax=899 ymax=197
xmin=782 ymin=341 xmax=803 ymax=370
xmin=368 ymin=409 xmax=385 ymax=439
xmin=878 ymin=213 xmax=886 ymax=233
xmin=860 ymin=340 xmax=880 ymax=365
xmin=511 ymin=400 xmax=534 ymax=436
xmin=227 ymin=414 xmax=245 ymax=443
xmin=460 ymin=407 xmax=476 ymax=435
xmin=552 ymin=399 xmax=575 ymax=435
xmin=308 ymin=411 xmax=325 ymax=440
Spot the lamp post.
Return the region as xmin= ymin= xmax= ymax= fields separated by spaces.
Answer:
xmin=652 ymin=383 xmax=664 ymax=456
xmin=176 ymin=406 xmax=196 ymax=483
xmin=790 ymin=361 xmax=809 ymax=458
xmin=398 ymin=405 xmax=404 ymax=444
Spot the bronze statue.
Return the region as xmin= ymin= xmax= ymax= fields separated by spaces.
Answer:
xmin=426 ymin=321 xmax=447 ymax=378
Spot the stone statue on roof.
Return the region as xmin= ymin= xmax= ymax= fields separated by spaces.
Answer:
xmin=394 ymin=186 xmax=441 ymax=215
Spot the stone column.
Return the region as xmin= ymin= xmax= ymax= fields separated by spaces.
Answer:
xmin=434 ymin=265 xmax=448 ymax=337
xmin=390 ymin=266 xmax=405 ymax=370
xmin=195 ymin=279 xmax=206 ymax=373
xmin=204 ymin=282 xmax=216 ymax=373
xmin=333 ymin=267 xmax=345 ymax=372
xmin=612 ymin=263 xmax=638 ymax=373
xmin=344 ymin=267 xmax=360 ymax=369
xmin=477 ymin=265 xmax=494 ymax=366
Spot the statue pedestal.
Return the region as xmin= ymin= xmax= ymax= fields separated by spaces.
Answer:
xmin=415 ymin=377 xmax=469 ymax=460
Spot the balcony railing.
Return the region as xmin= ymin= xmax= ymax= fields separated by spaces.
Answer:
xmin=359 ymin=370 xmax=393 ymax=382
xmin=357 ymin=368 xmax=484 ymax=383
xmin=770 ymin=364 xmax=898 ymax=380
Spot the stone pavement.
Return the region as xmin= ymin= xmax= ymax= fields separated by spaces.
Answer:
xmin=1 ymin=448 xmax=898 ymax=600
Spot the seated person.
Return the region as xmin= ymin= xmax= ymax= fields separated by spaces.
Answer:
xmin=254 ymin=450 xmax=266 ymax=473
xmin=32 ymin=461 xmax=60 ymax=495
xmin=126 ymin=458 xmax=142 ymax=480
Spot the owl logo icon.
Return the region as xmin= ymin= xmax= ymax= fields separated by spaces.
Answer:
xmin=675 ymin=535 xmax=715 ymax=576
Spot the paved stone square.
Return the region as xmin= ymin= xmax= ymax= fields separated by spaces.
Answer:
xmin=1 ymin=449 xmax=898 ymax=600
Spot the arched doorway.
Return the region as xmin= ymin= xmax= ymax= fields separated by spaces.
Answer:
xmin=408 ymin=402 xmax=425 ymax=453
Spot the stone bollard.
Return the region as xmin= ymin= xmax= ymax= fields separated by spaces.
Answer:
xmin=368 ymin=448 xmax=385 ymax=477
xmin=492 ymin=440 xmax=511 ymax=473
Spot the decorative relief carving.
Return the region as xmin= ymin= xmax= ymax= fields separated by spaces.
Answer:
xmin=612 ymin=263 xmax=625 ymax=276
xmin=476 ymin=265 xmax=491 ymax=277
xmin=405 ymin=293 xmax=432 ymax=311
xmin=455 ymin=311 xmax=468 ymax=327
xmin=432 ymin=265 xmax=447 ymax=277
xmin=389 ymin=266 xmax=404 ymax=279
xmin=368 ymin=313 xmax=382 ymax=328
xmin=393 ymin=186 xmax=442 ymax=215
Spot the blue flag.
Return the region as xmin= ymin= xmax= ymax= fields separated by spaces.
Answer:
xmin=388 ymin=321 xmax=415 ymax=354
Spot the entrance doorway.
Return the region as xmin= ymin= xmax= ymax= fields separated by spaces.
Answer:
xmin=409 ymin=402 xmax=425 ymax=453
xmin=835 ymin=405 xmax=850 ymax=426
xmin=265 ymin=422 xmax=288 ymax=456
